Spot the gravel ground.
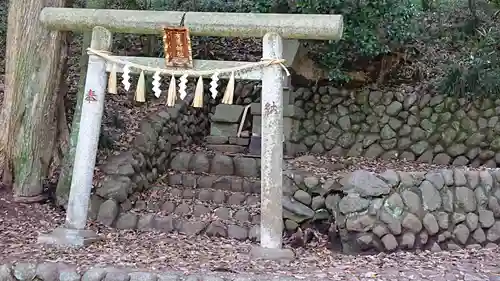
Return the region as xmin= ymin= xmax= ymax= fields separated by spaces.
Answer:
xmin=177 ymin=144 xmax=472 ymax=179
xmin=285 ymin=154 xmax=490 ymax=180
xmin=287 ymin=155 xmax=455 ymax=173
xmin=2 ymin=188 xmax=500 ymax=281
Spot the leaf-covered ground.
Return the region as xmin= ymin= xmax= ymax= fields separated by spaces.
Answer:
xmin=2 ymin=1 xmax=500 ymax=280
xmin=2 ymin=188 xmax=500 ymax=281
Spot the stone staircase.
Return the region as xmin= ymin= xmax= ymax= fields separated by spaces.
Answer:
xmin=169 ymin=151 xmax=262 ymax=178
xmin=89 ymin=149 xmax=331 ymax=242
xmin=167 ymin=172 xmax=261 ymax=193
xmin=137 ymin=151 xmax=276 ymax=239
xmin=90 ymin=179 xmax=262 ymax=240
xmin=127 ymin=183 xmax=259 ymax=238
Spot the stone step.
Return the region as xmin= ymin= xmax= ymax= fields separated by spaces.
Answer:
xmin=136 ymin=185 xmax=261 ymax=209
xmin=167 ymin=172 xmax=261 ymax=194
xmin=205 ymin=144 xmax=247 ymax=154
xmin=93 ymin=187 xmax=261 ymax=240
xmin=169 ymin=150 xmax=289 ymax=178
xmin=163 ymin=171 xmax=332 ymax=226
xmin=113 ymin=210 xmax=260 ymax=241
xmin=134 ymin=200 xmax=259 ymax=226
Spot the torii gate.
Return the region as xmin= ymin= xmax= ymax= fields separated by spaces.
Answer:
xmin=36 ymin=8 xmax=343 ymax=260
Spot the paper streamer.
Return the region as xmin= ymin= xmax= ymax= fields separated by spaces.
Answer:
xmin=179 ymin=74 xmax=188 ymax=100
xmin=152 ymin=71 xmax=161 ymax=98
xmin=210 ymin=72 xmax=219 ymax=99
xmin=122 ymin=64 xmax=131 ymax=91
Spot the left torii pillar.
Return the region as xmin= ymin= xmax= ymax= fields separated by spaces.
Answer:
xmin=38 ymin=26 xmax=112 ymax=247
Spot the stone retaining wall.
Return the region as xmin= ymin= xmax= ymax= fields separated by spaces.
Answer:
xmin=99 ymin=104 xmax=207 ymax=189
xmin=330 ymin=168 xmax=500 ymax=253
xmin=96 ymin=112 xmax=500 ymax=254
xmin=91 ymin=104 xmax=208 ymax=228
xmin=0 ymin=263 xmax=285 ymax=281
xmin=290 ymin=85 xmax=500 ymax=166
xmin=92 ymin=98 xmax=333 ymax=240
xmin=96 ymin=140 xmax=500 ymax=254
xmin=91 ymin=84 xmax=500 ymax=253
xmin=87 ymin=169 xmax=332 ymax=241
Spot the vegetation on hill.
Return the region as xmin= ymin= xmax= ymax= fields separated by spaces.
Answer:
xmin=438 ymin=0 xmax=500 ymax=98
xmin=1 ymin=0 xmax=499 ymax=98
xmin=117 ymin=0 xmax=500 ymax=98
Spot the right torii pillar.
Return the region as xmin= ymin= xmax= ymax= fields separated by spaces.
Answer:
xmin=250 ymin=32 xmax=295 ymax=261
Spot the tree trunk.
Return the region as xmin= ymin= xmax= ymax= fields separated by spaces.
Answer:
xmin=55 ymin=0 xmax=108 ymax=207
xmin=0 ymin=0 xmax=68 ymax=202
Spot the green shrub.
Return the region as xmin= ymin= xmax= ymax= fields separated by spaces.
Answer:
xmin=289 ymin=0 xmax=420 ymax=83
xmin=439 ymin=24 xmax=500 ymax=98
xmin=129 ymin=0 xmax=256 ymax=12
xmin=436 ymin=0 xmax=500 ymax=99
xmin=124 ymin=0 xmax=420 ymax=85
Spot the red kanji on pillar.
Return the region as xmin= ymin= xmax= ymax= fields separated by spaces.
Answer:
xmin=85 ymin=89 xmax=97 ymax=102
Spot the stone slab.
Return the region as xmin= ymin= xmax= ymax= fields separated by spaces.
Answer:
xmin=37 ymin=227 xmax=101 ymax=248
xmin=284 ymin=89 xmax=292 ymax=105
xmin=249 ymin=246 xmax=295 ymax=261
xmin=206 ymin=136 xmax=229 ymax=144
xmin=284 ymin=141 xmax=305 ymax=157
xmin=211 ymin=104 xmax=245 ymax=123
xmin=252 ymin=116 xmax=260 ymax=136
xmin=250 ymin=103 xmax=304 ymax=119
xmin=229 ymin=137 xmax=250 ymax=146
xmin=283 ymin=41 xmax=299 ymax=69
xmin=206 ymin=144 xmax=247 ymax=153
xmin=210 ymin=123 xmax=239 ymax=137
xmin=249 ymin=136 xmax=262 ymax=156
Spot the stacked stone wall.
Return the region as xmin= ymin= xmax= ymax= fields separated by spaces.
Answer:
xmin=0 ymin=264 xmax=276 ymax=281
xmin=95 ymin=131 xmax=500 ymax=253
xmin=89 ymin=84 xmax=500 ymax=253
xmin=91 ymin=99 xmax=332 ymax=239
xmin=331 ymin=169 xmax=500 ymax=253
xmin=90 ymin=104 xmax=208 ymax=228
xmin=90 ymin=149 xmax=333 ymax=241
xmin=290 ymin=85 xmax=500 ymax=166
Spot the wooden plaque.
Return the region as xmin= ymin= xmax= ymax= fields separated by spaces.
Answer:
xmin=163 ymin=27 xmax=193 ymax=69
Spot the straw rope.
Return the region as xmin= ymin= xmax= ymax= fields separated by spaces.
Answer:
xmin=87 ymin=48 xmax=291 ymax=76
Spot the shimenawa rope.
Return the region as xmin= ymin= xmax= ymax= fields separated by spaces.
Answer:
xmin=86 ymin=48 xmax=290 ymax=76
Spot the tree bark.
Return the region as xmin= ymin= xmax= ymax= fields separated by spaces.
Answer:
xmin=55 ymin=0 xmax=108 ymax=207
xmin=0 ymin=0 xmax=68 ymax=202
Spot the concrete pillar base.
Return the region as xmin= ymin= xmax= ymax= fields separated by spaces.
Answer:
xmin=37 ymin=227 xmax=101 ymax=248
xmin=249 ymin=246 xmax=295 ymax=261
